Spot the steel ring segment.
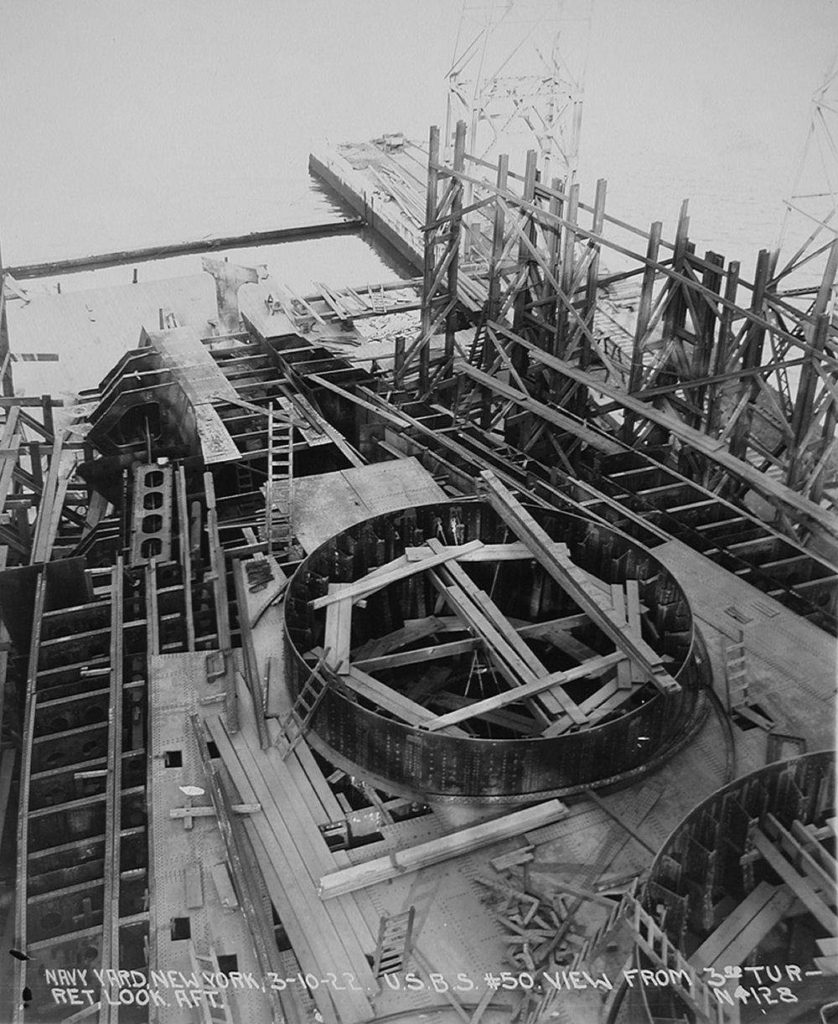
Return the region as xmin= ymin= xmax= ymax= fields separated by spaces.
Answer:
xmin=284 ymin=499 xmax=707 ymax=799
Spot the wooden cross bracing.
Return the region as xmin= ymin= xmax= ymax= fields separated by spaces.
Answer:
xmin=306 ymin=512 xmax=674 ymax=737
xmin=397 ymin=126 xmax=838 ymax=532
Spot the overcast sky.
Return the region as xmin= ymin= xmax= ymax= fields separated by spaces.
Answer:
xmin=0 ymin=0 xmax=835 ymax=265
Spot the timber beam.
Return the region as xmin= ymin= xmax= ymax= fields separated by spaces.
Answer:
xmin=488 ymin=321 xmax=838 ymax=541
xmin=478 ymin=470 xmax=680 ymax=695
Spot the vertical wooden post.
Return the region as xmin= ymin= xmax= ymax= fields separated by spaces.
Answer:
xmin=511 ymin=150 xmax=539 ymax=375
xmin=623 ymin=222 xmax=662 ymax=442
xmin=663 ymin=200 xmax=690 ymax=347
xmin=555 ymin=181 xmax=579 ymax=358
xmin=729 ymin=249 xmax=771 ymax=460
xmin=419 ymin=125 xmax=442 ymax=393
xmin=813 ymin=385 xmax=838 ymax=502
xmin=691 ymin=251 xmax=725 ymax=430
xmin=707 ymin=260 xmax=740 ymax=438
xmin=544 ymin=177 xmax=563 ymax=352
xmin=445 ymin=121 xmax=467 ymax=382
xmin=487 ymin=154 xmax=510 ymax=329
xmin=580 ymin=179 xmax=607 ymax=370
xmin=791 ymin=238 xmax=838 ymax=491
xmin=394 ymin=335 xmax=405 ymax=378
xmin=0 ymin=239 xmax=12 ymax=398
xmin=41 ymin=395 xmax=54 ymax=440
xmin=27 ymin=441 xmax=42 ymax=490
xmin=480 ymin=153 xmax=509 ymax=418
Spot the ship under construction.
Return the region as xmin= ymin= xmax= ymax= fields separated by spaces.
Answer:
xmin=0 ymin=92 xmax=836 ymax=1024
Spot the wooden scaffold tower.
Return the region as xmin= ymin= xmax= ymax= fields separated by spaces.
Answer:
xmin=391 ymin=124 xmax=838 ymax=568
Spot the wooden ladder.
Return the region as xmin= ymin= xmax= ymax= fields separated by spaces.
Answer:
xmin=275 ymin=650 xmax=331 ymax=758
xmin=188 ymin=942 xmax=234 ymax=1024
xmin=622 ymin=894 xmax=740 ymax=1024
xmin=367 ymin=283 xmax=389 ymax=312
xmin=468 ymin=319 xmax=489 ymax=367
xmin=234 ymin=461 xmax=252 ymax=495
xmin=265 ymin=400 xmax=294 ymax=558
xmin=372 ymin=907 xmax=416 ymax=977
xmin=724 ymin=632 xmax=749 ymax=710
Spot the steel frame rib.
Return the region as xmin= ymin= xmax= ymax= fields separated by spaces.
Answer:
xmin=98 ymin=560 xmax=124 ymax=1024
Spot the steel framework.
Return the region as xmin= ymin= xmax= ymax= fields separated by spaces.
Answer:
xmin=444 ymin=0 xmax=590 ymax=185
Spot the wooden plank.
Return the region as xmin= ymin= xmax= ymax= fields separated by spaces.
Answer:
xmin=210 ymin=862 xmax=239 ymax=909
xmin=584 ymin=682 xmax=646 ymax=725
xmin=0 ymin=749 xmax=15 ymax=863
xmin=206 ymin=716 xmax=374 ymax=1023
xmin=190 ymin=704 xmax=284 ymax=1024
xmin=323 ymin=585 xmax=353 ymax=675
xmin=6 ymin=220 xmax=363 ymax=279
xmin=408 ymin=541 xmax=533 ymax=563
xmin=610 ymin=584 xmax=633 ymax=690
xmin=625 ymin=579 xmax=642 ymax=636
xmin=0 ymin=405 xmax=20 ymax=446
xmin=204 ymin=472 xmax=233 ymax=648
xmin=423 ymin=653 xmax=622 ymax=731
xmin=287 ymin=740 xmax=345 ymax=823
xmin=431 ymin=692 xmax=537 ymax=734
xmin=246 ymin=830 xmax=341 ymax=1024
xmin=491 ymin=846 xmax=534 ymax=872
xmin=343 ymin=667 xmax=467 ymax=738
xmin=355 ymin=624 xmax=601 ymax=676
xmin=353 ymin=637 xmax=481 ymax=672
xmin=516 ymin=613 xmax=591 ymax=635
xmin=176 ymin=465 xmax=196 ymax=651
xmin=318 ymin=800 xmax=569 ymax=900
xmin=690 ymin=882 xmax=794 ymax=969
xmin=28 ymin=436 xmax=63 ymax=562
xmin=232 ymin=557 xmax=269 ymax=747
xmin=751 ymin=827 xmax=838 ymax=933
xmin=429 ymin=559 xmax=587 ymax=725
xmin=221 ymin=689 xmax=379 ymax=961
xmin=98 ymin=562 xmax=124 ymax=1010
xmin=459 ymin=362 xmax=622 ymax=455
xmin=491 ymin=322 xmax=838 ymax=542
xmin=548 ymin=881 xmax=618 ymax=909
xmin=351 ymin=612 xmax=594 ymax=670
xmin=292 ymin=391 xmax=365 ymax=467
xmin=479 ymin=471 xmax=680 ymax=695
xmin=350 ymin=616 xmax=450 ymax=660
xmin=764 ymin=814 xmax=836 ymax=900
xmin=309 ymin=539 xmax=483 ymax=609
xmin=790 ymin=820 xmax=838 ymax=877
xmin=428 ymin=576 xmax=551 ymax=727
xmin=266 ymin=721 xmax=382 ymax=945
xmin=430 ymin=539 xmax=548 ymax=679
xmin=713 ymin=885 xmax=800 ymax=969
xmin=0 ymin=396 xmax=64 ymax=407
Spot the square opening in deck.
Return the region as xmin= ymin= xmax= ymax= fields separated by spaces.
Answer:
xmin=216 ymin=955 xmax=238 ymax=976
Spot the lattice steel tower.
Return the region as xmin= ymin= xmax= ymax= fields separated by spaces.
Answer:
xmin=774 ymin=53 xmax=838 ymax=317
xmin=443 ymin=0 xmax=592 ymax=185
